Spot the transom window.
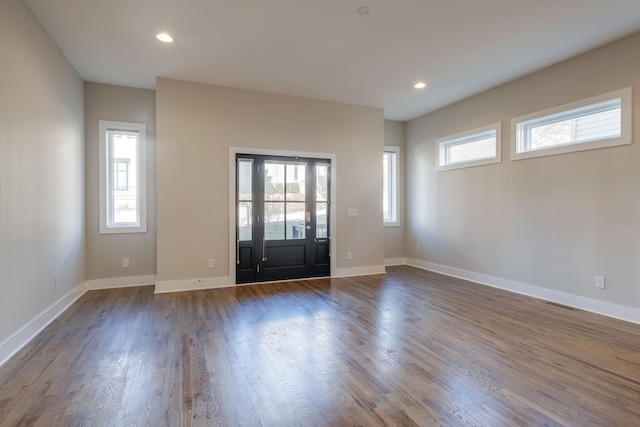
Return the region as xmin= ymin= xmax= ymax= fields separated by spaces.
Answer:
xmin=436 ymin=123 xmax=501 ymax=171
xmin=512 ymin=87 xmax=632 ymax=160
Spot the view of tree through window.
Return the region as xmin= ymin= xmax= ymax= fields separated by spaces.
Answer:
xmin=525 ymin=107 xmax=621 ymax=151
xmin=264 ymin=162 xmax=306 ymax=240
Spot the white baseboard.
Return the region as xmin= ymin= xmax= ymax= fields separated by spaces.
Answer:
xmin=86 ymin=275 xmax=157 ymax=290
xmin=333 ymin=264 xmax=386 ymax=278
xmin=155 ymin=266 xmax=389 ymax=293
xmin=406 ymin=258 xmax=640 ymax=325
xmin=384 ymin=257 xmax=407 ymax=267
xmin=154 ymin=276 xmax=234 ymax=294
xmin=0 ymin=282 xmax=88 ymax=368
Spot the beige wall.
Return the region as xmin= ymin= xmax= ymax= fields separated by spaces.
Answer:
xmin=0 ymin=0 xmax=85 ymax=345
xmin=406 ymin=31 xmax=640 ymax=309
xmin=156 ymin=78 xmax=384 ymax=283
xmin=84 ymin=83 xmax=157 ymax=280
xmin=383 ymin=120 xmax=406 ymax=260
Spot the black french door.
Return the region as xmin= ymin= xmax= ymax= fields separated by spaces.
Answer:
xmin=236 ymin=154 xmax=331 ymax=284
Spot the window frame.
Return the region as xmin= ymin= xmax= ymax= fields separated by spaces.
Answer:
xmin=436 ymin=122 xmax=502 ymax=172
xmin=383 ymin=146 xmax=400 ymax=227
xmin=511 ymin=87 xmax=632 ymax=161
xmin=98 ymin=120 xmax=147 ymax=234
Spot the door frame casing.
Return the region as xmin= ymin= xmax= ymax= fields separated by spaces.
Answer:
xmin=229 ymin=147 xmax=337 ymax=285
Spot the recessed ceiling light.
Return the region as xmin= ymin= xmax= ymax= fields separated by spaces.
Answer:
xmin=356 ymin=7 xmax=370 ymax=15
xmin=414 ymin=82 xmax=427 ymax=89
xmin=156 ymin=33 xmax=174 ymax=43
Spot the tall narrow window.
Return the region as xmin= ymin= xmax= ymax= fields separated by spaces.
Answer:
xmin=383 ymin=146 xmax=399 ymax=226
xmin=99 ymin=120 xmax=147 ymax=234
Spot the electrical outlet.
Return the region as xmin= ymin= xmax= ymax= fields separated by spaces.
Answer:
xmin=54 ymin=276 xmax=59 ymax=290
xmin=122 ymin=258 xmax=130 ymax=268
xmin=416 ymin=245 xmax=421 ymax=253
xmin=595 ymin=276 xmax=605 ymax=289
xmin=208 ymin=258 xmax=215 ymax=269
xmin=347 ymin=251 xmax=352 ymax=260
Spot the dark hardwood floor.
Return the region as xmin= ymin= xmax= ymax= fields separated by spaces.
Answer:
xmin=1 ymin=265 xmax=640 ymax=426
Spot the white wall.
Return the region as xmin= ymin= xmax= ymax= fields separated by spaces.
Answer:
xmin=0 ymin=0 xmax=85 ymax=358
xmin=156 ymin=78 xmax=384 ymax=288
xmin=406 ymin=31 xmax=640 ymax=316
xmin=84 ymin=83 xmax=157 ymax=282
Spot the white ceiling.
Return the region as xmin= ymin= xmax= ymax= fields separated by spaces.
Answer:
xmin=24 ymin=0 xmax=640 ymax=121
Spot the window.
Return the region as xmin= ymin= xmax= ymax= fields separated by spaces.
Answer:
xmin=99 ymin=120 xmax=147 ymax=234
xmin=114 ymin=159 xmax=129 ymax=191
xmin=436 ymin=123 xmax=501 ymax=171
xmin=512 ymin=87 xmax=632 ymax=160
xmin=383 ymin=146 xmax=399 ymax=226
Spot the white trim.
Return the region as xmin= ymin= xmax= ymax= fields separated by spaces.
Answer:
xmin=406 ymin=258 xmax=640 ymax=325
xmin=333 ymin=265 xmax=386 ymax=278
xmin=228 ymin=147 xmax=338 ymax=285
xmin=86 ymin=275 xmax=157 ymax=290
xmin=511 ymin=87 xmax=632 ymax=161
xmin=384 ymin=257 xmax=407 ymax=267
xmin=154 ymin=276 xmax=234 ymax=294
xmin=0 ymin=282 xmax=88 ymax=368
xmin=436 ymin=122 xmax=502 ymax=172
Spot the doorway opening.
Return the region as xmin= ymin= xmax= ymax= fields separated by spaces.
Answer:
xmin=235 ymin=154 xmax=331 ymax=284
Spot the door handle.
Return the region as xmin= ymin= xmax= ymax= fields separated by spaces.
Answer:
xmin=236 ymin=240 xmax=240 ymax=265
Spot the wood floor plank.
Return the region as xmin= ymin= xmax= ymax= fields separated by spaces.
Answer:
xmin=1 ymin=266 xmax=640 ymax=426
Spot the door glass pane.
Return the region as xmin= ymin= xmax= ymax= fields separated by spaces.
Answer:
xmin=238 ymin=159 xmax=253 ymax=241
xmin=316 ymin=202 xmax=328 ymax=238
xmin=265 ymin=163 xmax=285 ymax=201
xmin=238 ymin=159 xmax=252 ymax=201
xmin=286 ymin=202 xmax=306 ymax=239
xmin=286 ymin=164 xmax=306 ymax=201
xmin=316 ymin=164 xmax=329 ymax=202
xmin=238 ymin=202 xmax=252 ymax=241
xmin=264 ymin=202 xmax=284 ymax=240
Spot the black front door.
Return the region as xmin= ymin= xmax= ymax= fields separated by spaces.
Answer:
xmin=236 ymin=154 xmax=330 ymax=284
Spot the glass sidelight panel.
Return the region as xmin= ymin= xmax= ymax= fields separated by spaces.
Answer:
xmin=316 ymin=202 xmax=328 ymax=238
xmin=316 ymin=164 xmax=329 ymax=239
xmin=316 ymin=164 xmax=329 ymax=202
xmin=238 ymin=202 xmax=252 ymax=241
xmin=237 ymin=159 xmax=253 ymax=241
